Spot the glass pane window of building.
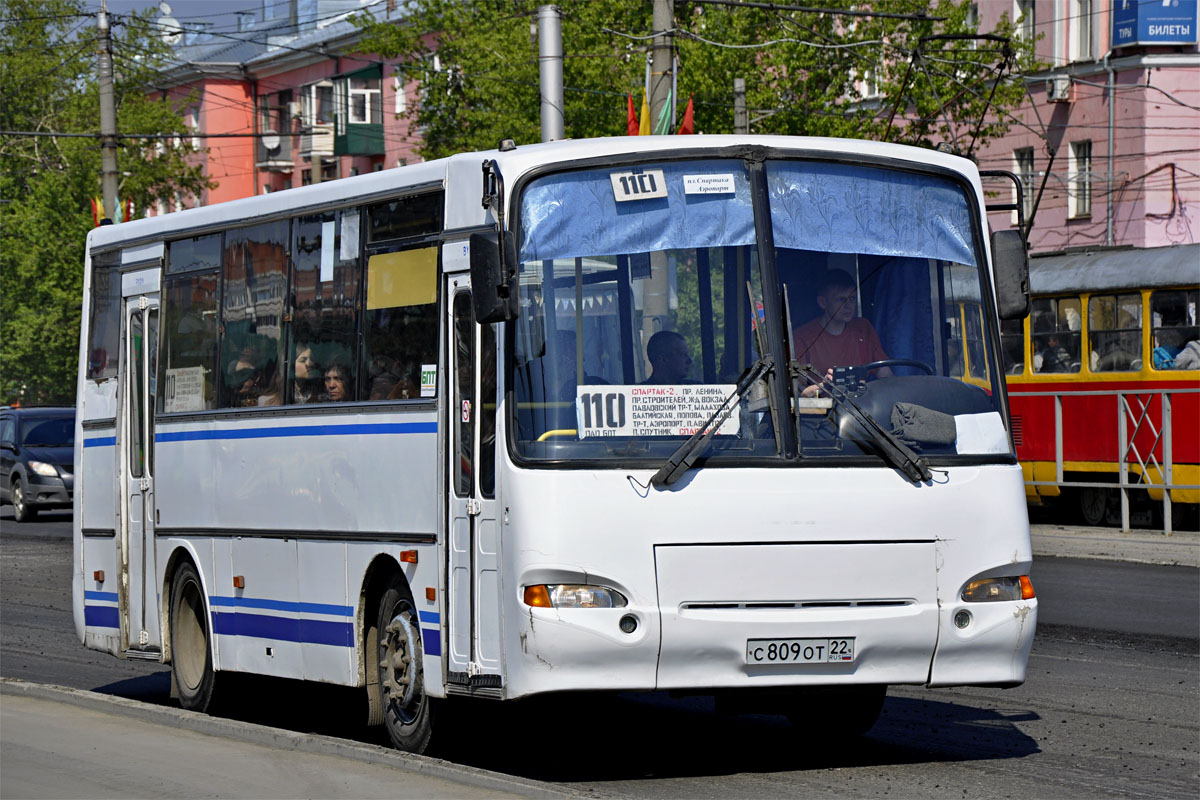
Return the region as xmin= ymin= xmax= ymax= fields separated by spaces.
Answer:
xmin=1031 ymin=296 xmax=1082 ymax=373
xmin=1013 ymin=148 xmax=1034 ymax=226
xmin=1088 ymin=293 xmax=1142 ymax=372
xmin=348 ymin=76 xmax=381 ymax=124
xmin=1150 ymin=289 xmax=1199 ymax=370
xmin=221 ymin=222 xmax=288 ymax=408
xmin=1069 ymin=141 xmax=1092 ymax=218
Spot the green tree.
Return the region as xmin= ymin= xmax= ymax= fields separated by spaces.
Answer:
xmin=1 ymin=0 xmax=211 ymax=404
xmin=354 ymin=0 xmax=1037 ymax=161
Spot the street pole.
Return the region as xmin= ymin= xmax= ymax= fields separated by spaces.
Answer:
xmin=97 ymin=0 xmax=119 ymax=222
xmin=734 ymin=78 xmax=748 ymax=134
xmin=538 ymin=5 xmax=564 ymax=142
xmin=640 ymin=0 xmax=675 ymax=362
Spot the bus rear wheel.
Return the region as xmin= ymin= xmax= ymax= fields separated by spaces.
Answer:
xmin=170 ymin=562 xmax=216 ymax=712
xmin=375 ymin=577 xmax=433 ymax=753
xmin=785 ymin=685 xmax=886 ymax=739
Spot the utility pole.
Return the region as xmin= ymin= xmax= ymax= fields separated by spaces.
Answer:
xmin=538 ymin=5 xmax=564 ymax=142
xmin=97 ymin=0 xmax=119 ymax=222
xmin=734 ymin=78 xmax=748 ymax=134
xmin=649 ymin=0 xmax=674 ymax=133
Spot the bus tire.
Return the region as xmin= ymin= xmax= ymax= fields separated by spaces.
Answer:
xmin=376 ymin=576 xmax=432 ymax=753
xmin=170 ymin=562 xmax=216 ymax=713
xmin=11 ymin=478 xmax=37 ymax=522
xmin=785 ymin=685 xmax=886 ymax=738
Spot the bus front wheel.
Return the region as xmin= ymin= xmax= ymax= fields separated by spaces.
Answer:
xmin=376 ymin=577 xmax=433 ymax=753
xmin=170 ymin=562 xmax=216 ymax=712
xmin=785 ymin=685 xmax=886 ymax=738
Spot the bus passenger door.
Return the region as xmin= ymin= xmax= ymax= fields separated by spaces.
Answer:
xmin=446 ymin=281 xmax=503 ymax=688
xmin=119 ymin=290 xmax=161 ymax=657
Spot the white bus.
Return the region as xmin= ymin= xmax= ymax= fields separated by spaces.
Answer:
xmin=74 ymin=136 xmax=1037 ymax=752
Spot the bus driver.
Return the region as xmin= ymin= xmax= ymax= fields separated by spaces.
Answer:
xmin=794 ymin=269 xmax=892 ymax=396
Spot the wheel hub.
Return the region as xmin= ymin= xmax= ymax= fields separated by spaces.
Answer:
xmin=381 ymin=612 xmax=419 ymax=717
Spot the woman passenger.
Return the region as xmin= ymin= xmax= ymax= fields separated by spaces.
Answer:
xmin=292 ymin=345 xmax=321 ymax=404
xmin=324 ymin=361 xmax=353 ymax=402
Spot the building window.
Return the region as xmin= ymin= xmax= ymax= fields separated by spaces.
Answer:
xmin=187 ymin=107 xmax=201 ymax=150
xmin=301 ymin=169 xmax=312 ymax=186
xmin=348 ymin=76 xmax=381 ymax=124
xmin=1013 ymin=147 xmax=1035 ymax=226
xmin=302 ymin=81 xmax=333 ymax=127
xmin=394 ymin=74 xmax=406 ymax=114
xmin=1013 ymin=0 xmax=1035 ymax=41
xmin=1069 ymin=140 xmax=1092 ymax=218
xmin=1070 ymin=0 xmax=1093 ymax=62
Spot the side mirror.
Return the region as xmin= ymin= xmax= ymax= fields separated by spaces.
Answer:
xmin=992 ymin=229 xmax=1030 ymax=321
xmin=469 ymin=231 xmax=518 ymax=323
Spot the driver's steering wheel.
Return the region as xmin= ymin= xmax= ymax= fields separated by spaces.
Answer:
xmin=860 ymin=358 xmax=935 ymax=375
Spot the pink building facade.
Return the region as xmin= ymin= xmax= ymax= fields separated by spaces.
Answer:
xmin=974 ymin=0 xmax=1200 ymax=253
xmin=152 ymin=1 xmax=420 ymax=214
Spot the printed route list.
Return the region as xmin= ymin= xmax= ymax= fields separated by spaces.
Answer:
xmin=576 ymin=384 xmax=739 ymax=438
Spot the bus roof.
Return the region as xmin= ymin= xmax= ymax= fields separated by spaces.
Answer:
xmin=1029 ymin=243 xmax=1199 ymax=295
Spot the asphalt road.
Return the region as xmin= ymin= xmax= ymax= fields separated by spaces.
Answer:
xmin=2 ymin=509 xmax=1198 ymax=798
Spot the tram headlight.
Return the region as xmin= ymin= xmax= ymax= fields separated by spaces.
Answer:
xmin=960 ymin=575 xmax=1035 ymax=602
xmin=523 ymin=584 xmax=628 ymax=609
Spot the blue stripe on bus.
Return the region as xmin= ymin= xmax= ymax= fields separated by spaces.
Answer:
xmin=418 ymin=610 xmax=440 ymax=625
xmin=421 ymin=628 xmax=442 ymax=657
xmin=83 ymin=436 xmax=117 ymax=448
xmin=157 ymin=422 xmax=437 ymax=443
xmin=210 ymin=596 xmax=353 ymax=616
xmin=212 ymin=611 xmax=353 ymax=647
xmin=85 ymin=605 xmax=120 ymax=629
xmin=85 ymin=590 xmax=119 ymax=602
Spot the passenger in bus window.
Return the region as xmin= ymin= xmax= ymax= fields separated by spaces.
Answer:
xmin=292 ymin=345 xmax=322 ymax=404
xmin=1035 ymin=331 xmax=1072 ymax=373
xmin=641 ymin=330 xmax=693 ymax=385
xmin=324 ymin=360 xmax=353 ymax=402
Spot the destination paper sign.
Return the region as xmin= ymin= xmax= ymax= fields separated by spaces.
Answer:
xmin=576 ymin=384 xmax=739 ymax=438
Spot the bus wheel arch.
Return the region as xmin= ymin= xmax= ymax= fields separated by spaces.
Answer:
xmin=360 ymin=558 xmax=432 ymax=753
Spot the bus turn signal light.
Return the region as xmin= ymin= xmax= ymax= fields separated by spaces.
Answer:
xmin=1020 ymin=575 xmax=1035 ymax=599
xmin=523 ymin=585 xmax=552 ymax=607
xmin=400 ymin=550 xmax=418 ymax=563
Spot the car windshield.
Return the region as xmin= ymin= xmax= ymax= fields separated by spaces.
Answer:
xmin=509 ymin=157 xmax=1009 ymax=467
xmin=21 ymin=416 xmax=75 ymax=447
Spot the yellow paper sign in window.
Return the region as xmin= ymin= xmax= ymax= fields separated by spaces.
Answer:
xmin=367 ymin=247 xmax=438 ymax=310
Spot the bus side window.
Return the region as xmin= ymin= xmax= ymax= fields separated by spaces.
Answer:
xmin=160 ymin=234 xmax=222 ymax=412
xmin=87 ymin=252 xmax=122 ymax=381
xmin=1150 ymin=289 xmax=1199 ymax=370
xmin=221 ymin=221 xmax=289 ymax=408
xmin=1088 ymin=293 xmax=1142 ymax=372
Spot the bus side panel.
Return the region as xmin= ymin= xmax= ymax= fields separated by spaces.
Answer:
xmin=298 ymin=540 xmax=353 ymax=684
xmin=78 ymin=416 xmax=121 ymax=654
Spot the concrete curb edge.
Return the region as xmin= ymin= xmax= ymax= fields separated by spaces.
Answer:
xmin=0 ymin=678 xmax=584 ymax=800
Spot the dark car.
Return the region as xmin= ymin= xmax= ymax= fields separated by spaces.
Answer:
xmin=0 ymin=407 xmax=76 ymax=522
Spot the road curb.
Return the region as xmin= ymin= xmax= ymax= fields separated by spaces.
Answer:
xmin=0 ymin=678 xmax=585 ymax=800
xmin=1030 ymin=525 xmax=1200 ymax=568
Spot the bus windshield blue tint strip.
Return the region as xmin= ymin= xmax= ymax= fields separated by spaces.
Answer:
xmin=210 ymin=595 xmax=353 ymax=616
xmin=421 ymin=628 xmax=442 ymax=657
xmin=418 ymin=610 xmax=440 ymax=625
xmin=85 ymin=591 xmax=119 ymax=602
xmin=157 ymin=422 xmax=437 ymax=443
xmin=212 ymin=612 xmax=353 ymax=647
xmin=85 ymin=605 xmax=120 ymax=629
xmin=83 ymin=436 xmax=117 ymax=448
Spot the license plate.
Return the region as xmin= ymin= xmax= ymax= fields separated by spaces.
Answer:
xmin=746 ymin=637 xmax=855 ymax=665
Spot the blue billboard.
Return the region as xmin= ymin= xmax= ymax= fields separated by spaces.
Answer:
xmin=1112 ymin=0 xmax=1199 ymax=47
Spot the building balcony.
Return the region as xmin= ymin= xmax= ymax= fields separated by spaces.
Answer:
xmin=256 ymin=130 xmax=294 ymax=171
xmin=299 ymin=123 xmax=335 ymax=158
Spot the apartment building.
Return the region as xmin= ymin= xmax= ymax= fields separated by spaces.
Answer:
xmin=151 ymin=0 xmax=419 ymax=214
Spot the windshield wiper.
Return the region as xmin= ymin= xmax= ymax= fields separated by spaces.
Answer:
xmin=650 ymin=355 xmax=774 ymax=488
xmin=796 ymin=364 xmax=932 ymax=484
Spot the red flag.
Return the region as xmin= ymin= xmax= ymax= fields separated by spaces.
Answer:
xmin=627 ymin=92 xmax=639 ymax=136
xmin=90 ymin=197 xmax=102 ymax=227
xmin=677 ymin=94 xmax=695 ymax=135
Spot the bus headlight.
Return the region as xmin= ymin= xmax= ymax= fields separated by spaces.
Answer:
xmin=523 ymin=584 xmax=628 ymax=609
xmin=28 ymin=461 xmax=59 ymax=478
xmin=961 ymin=575 xmax=1035 ymax=602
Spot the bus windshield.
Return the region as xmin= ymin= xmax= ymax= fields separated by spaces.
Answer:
xmin=510 ymin=157 xmax=1009 ymax=466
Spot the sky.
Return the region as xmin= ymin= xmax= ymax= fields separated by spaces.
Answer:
xmin=85 ymin=1 xmax=296 ymax=38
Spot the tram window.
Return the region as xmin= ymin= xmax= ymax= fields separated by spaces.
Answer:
xmin=362 ymin=245 xmax=439 ymax=401
xmin=290 ymin=209 xmax=361 ymax=404
xmin=221 ymin=221 xmax=289 ymax=408
xmin=1088 ymin=293 xmax=1142 ymax=372
xmin=1030 ymin=297 xmax=1081 ymax=374
xmin=1000 ymin=318 xmax=1025 ymax=374
xmin=86 ymin=252 xmax=121 ymax=381
xmin=1150 ymin=289 xmax=1199 ymax=370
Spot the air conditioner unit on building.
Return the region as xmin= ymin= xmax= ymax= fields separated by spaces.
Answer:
xmin=287 ymin=101 xmax=300 ymax=119
xmin=1046 ymin=75 xmax=1072 ymax=103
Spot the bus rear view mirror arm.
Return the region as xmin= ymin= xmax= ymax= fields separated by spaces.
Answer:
xmin=992 ymin=229 xmax=1031 ymax=320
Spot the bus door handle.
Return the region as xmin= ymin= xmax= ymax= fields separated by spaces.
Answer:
xmin=467 ymin=499 xmax=481 ymax=517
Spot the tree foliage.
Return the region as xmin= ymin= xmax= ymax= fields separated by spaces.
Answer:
xmin=355 ymin=0 xmax=1037 ymax=162
xmin=1 ymin=0 xmax=211 ymax=404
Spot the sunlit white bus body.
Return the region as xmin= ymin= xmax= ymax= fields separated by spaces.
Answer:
xmin=74 ymin=136 xmax=1036 ymax=750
